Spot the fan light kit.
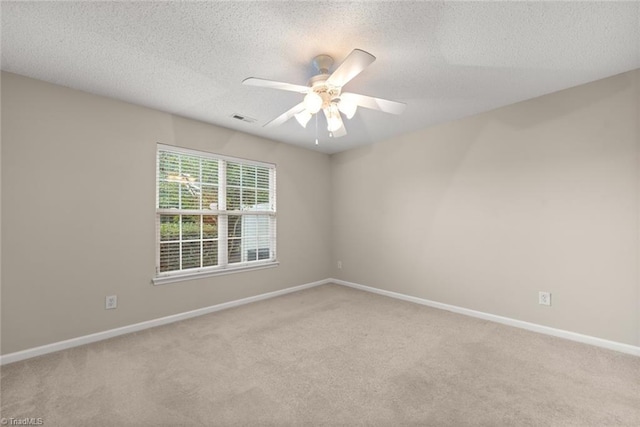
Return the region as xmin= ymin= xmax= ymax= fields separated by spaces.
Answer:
xmin=243 ymin=49 xmax=406 ymax=142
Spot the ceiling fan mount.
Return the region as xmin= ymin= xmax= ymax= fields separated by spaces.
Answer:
xmin=243 ymin=49 xmax=406 ymax=141
xmin=312 ymin=54 xmax=334 ymax=75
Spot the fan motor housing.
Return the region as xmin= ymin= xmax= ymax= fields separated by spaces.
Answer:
xmin=309 ymin=74 xmax=341 ymax=108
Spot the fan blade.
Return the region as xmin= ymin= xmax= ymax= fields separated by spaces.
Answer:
xmin=326 ymin=49 xmax=376 ymax=87
xmin=264 ymin=102 xmax=306 ymax=127
xmin=343 ymin=92 xmax=406 ymax=115
xmin=243 ymin=77 xmax=309 ymax=94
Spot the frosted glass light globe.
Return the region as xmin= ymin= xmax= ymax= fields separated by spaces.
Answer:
xmin=326 ymin=106 xmax=342 ymax=132
xmin=303 ymin=91 xmax=323 ymax=113
xmin=338 ymin=95 xmax=358 ymax=119
xmin=294 ymin=110 xmax=313 ymax=128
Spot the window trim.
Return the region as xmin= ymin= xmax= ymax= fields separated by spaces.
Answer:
xmin=154 ymin=144 xmax=277 ymax=284
xmin=152 ymin=260 xmax=280 ymax=285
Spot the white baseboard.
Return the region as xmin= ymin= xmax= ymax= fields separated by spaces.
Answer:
xmin=0 ymin=278 xmax=331 ymax=365
xmin=3 ymin=277 xmax=638 ymax=365
xmin=330 ymin=278 xmax=640 ymax=357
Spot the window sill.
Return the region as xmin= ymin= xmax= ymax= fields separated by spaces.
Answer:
xmin=152 ymin=261 xmax=279 ymax=286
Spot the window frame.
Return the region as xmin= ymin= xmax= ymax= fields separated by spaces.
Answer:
xmin=153 ymin=144 xmax=277 ymax=285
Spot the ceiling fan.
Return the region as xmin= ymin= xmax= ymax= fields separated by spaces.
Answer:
xmin=242 ymin=49 xmax=406 ymax=139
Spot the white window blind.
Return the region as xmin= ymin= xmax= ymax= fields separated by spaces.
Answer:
xmin=154 ymin=144 xmax=276 ymax=284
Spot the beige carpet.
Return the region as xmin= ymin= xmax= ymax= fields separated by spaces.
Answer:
xmin=1 ymin=284 xmax=639 ymax=426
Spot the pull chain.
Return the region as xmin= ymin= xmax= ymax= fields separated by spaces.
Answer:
xmin=314 ymin=113 xmax=319 ymax=146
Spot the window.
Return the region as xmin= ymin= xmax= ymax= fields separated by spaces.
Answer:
xmin=154 ymin=144 xmax=277 ymax=284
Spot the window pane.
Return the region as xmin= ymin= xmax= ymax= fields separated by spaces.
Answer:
xmin=227 ymin=162 xmax=241 ymax=186
xmin=242 ymin=188 xmax=256 ymax=209
xmin=259 ymin=217 xmax=271 ymax=255
xmin=202 ymin=185 xmax=218 ymax=210
xmin=182 ymin=215 xmax=200 ymax=240
xmin=182 ymin=241 xmax=201 ymax=269
xmin=257 ymin=189 xmax=269 ymax=205
xmin=227 ymin=187 xmax=240 ymax=211
xmin=203 ymin=215 xmax=217 ymax=239
xmin=228 ymin=238 xmax=242 ymax=264
xmin=242 ymin=165 xmax=256 ymax=187
xmin=228 ymin=215 xmax=242 ymax=238
xmin=241 ymin=214 xmax=272 ymax=262
xmin=158 ymin=181 xmax=179 ymax=209
xmin=247 ymin=248 xmax=270 ymax=261
xmin=203 ymin=240 xmax=218 ymax=267
xmin=243 ymin=218 xmax=258 ymax=259
xmin=202 ymin=159 xmax=218 ymax=184
xmin=258 ymin=248 xmax=270 ymax=260
xmin=256 ymin=167 xmax=269 ymax=189
xmin=181 ymin=189 xmax=200 ymax=210
xmin=160 ymin=215 xmax=180 ymax=241
xmin=160 ymin=242 xmax=180 ymax=272
xmin=158 ymin=152 xmax=179 ymax=180
xmin=181 ymin=155 xmax=200 ymax=182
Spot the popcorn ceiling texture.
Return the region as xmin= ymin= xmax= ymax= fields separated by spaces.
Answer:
xmin=1 ymin=1 xmax=639 ymax=153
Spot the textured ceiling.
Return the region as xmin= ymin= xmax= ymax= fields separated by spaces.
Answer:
xmin=2 ymin=1 xmax=639 ymax=154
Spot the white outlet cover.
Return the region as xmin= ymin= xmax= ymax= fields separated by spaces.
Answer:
xmin=538 ymin=291 xmax=551 ymax=306
xmin=106 ymin=295 xmax=117 ymax=310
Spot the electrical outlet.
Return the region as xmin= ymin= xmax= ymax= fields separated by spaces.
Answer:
xmin=337 ymin=261 xmax=342 ymax=269
xmin=538 ymin=291 xmax=551 ymax=306
xmin=105 ymin=295 xmax=117 ymax=310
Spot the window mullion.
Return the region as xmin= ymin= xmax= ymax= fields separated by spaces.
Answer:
xmin=270 ymin=167 xmax=276 ymax=211
xmin=270 ymin=168 xmax=277 ymax=260
xmin=155 ymin=151 xmax=160 ymax=274
xmin=199 ymin=158 xmax=203 ymax=269
xmin=155 ymin=214 xmax=161 ymax=274
xmin=179 ymin=214 xmax=183 ymax=271
xmin=178 ymin=157 xmax=183 ymax=271
xmin=218 ymin=159 xmax=228 ymax=267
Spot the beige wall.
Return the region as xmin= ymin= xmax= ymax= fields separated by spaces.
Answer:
xmin=2 ymin=69 xmax=639 ymax=355
xmin=1 ymin=72 xmax=332 ymax=354
xmin=332 ymin=70 xmax=640 ymax=346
